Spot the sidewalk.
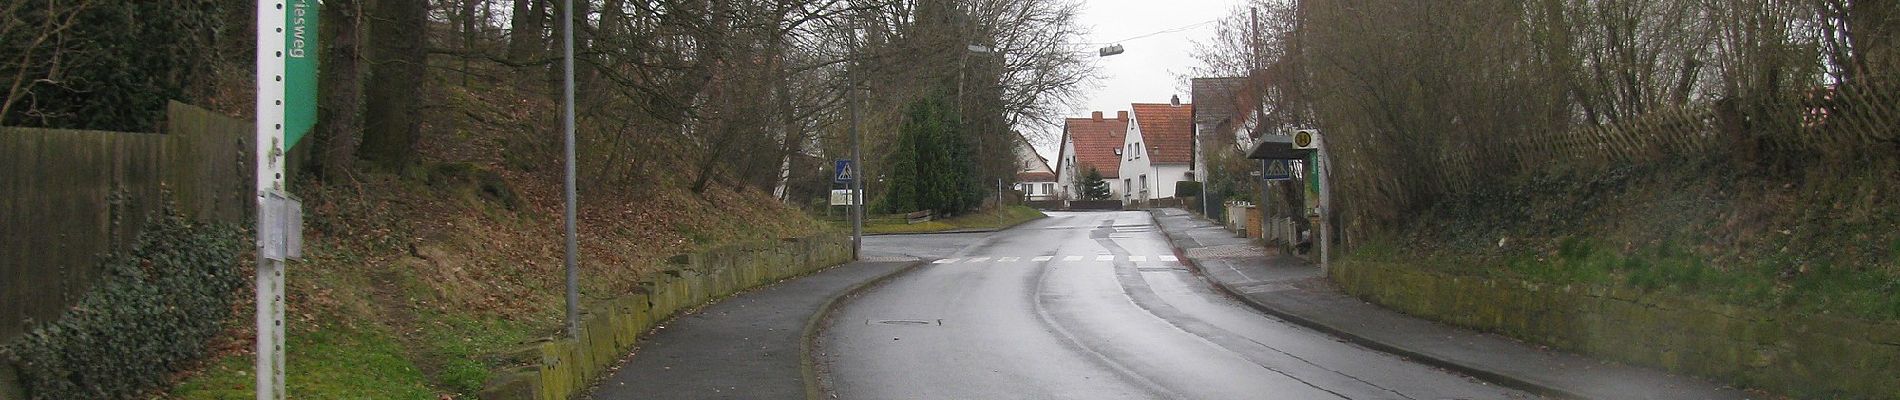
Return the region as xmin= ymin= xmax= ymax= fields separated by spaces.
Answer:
xmin=586 ymin=261 xmax=919 ymax=400
xmin=1149 ymin=208 xmax=1754 ymax=400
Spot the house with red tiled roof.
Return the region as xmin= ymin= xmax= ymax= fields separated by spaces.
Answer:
xmin=1012 ymin=132 xmax=1059 ymax=201
xmin=1119 ymin=98 xmax=1195 ymax=205
xmin=1055 ymin=111 xmax=1129 ymax=203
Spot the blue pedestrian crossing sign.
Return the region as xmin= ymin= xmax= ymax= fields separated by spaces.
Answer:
xmin=1263 ymin=159 xmax=1293 ymax=181
xmin=834 ymin=160 xmax=856 ymax=184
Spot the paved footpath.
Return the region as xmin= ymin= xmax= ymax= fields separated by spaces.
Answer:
xmin=587 ymin=261 xmax=917 ymax=400
xmin=1150 ymin=208 xmax=1759 ymax=400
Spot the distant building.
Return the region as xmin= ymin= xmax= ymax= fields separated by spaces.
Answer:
xmin=1119 ymin=98 xmax=1195 ymax=206
xmin=1054 ymin=111 xmax=1130 ymax=204
xmin=1191 ymin=77 xmax=1246 ymax=172
xmin=1012 ymin=132 xmax=1058 ymax=201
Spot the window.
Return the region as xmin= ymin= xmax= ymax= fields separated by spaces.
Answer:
xmin=1043 ymin=183 xmax=1055 ymax=194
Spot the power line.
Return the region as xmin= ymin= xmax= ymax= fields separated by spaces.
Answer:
xmin=1075 ymin=18 xmax=1220 ymax=46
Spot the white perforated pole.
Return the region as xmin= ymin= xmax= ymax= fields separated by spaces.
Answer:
xmin=255 ymin=0 xmax=289 ymax=398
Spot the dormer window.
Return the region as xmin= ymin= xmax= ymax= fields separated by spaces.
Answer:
xmin=1114 ymin=147 xmax=1122 ymax=156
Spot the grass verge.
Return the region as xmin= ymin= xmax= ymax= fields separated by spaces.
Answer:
xmin=1354 ymin=156 xmax=1900 ymax=321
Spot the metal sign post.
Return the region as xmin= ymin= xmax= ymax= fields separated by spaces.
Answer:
xmin=256 ymin=2 xmax=314 ymax=398
xmin=1315 ymin=137 xmax=1332 ymax=274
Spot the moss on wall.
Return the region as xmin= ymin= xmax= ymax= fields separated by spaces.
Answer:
xmin=478 ymin=233 xmax=852 ymax=400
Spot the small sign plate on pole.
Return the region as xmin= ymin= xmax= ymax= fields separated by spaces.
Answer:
xmin=1263 ymin=159 xmax=1293 ymax=181
xmin=259 ymin=190 xmax=304 ymax=261
xmin=830 ymin=189 xmax=860 ymax=206
xmin=834 ymin=160 xmax=856 ymax=184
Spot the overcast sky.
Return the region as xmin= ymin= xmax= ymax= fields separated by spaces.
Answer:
xmin=1030 ymin=0 xmax=1236 ymax=160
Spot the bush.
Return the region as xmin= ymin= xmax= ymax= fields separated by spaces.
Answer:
xmin=1 ymin=207 xmax=242 ymax=399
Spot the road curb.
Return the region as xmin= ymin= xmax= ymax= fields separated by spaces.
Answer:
xmin=799 ymin=259 xmax=930 ymax=400
xmin=1146 ymin=210 xmax=1589 ymax=400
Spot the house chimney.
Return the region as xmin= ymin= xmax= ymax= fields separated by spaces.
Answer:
xmin=1170 ymin=94 xmax=1182 ymax=107
xmin=1092 ymin=111 xmax=1104 ymax=121
xmin=1117 ymin=111 xmax=1129 ymax=120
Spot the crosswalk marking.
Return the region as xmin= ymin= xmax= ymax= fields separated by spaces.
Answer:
xmin=926 ymin=255 xmax=1185 ymax=264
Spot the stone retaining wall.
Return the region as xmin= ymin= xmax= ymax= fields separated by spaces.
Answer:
xmin=479 ymin=233 xmax=853 ymax=400
xmin=1331 ymin=260 xmax=1900 ymax=399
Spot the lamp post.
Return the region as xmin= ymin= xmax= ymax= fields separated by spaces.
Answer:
xmin=850 ymin=61 xmax=863 ymax=259
xmin=561 ymin=0 xmax=580 ymax=338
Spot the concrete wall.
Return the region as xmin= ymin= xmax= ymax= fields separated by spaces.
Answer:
xmin=1332 ymin=260 xmax=1900 ymax=399
xmin=479 ymin=233 xmax=854 ymax=400
xmin=0 ymin=102 xmax=251 ymax=343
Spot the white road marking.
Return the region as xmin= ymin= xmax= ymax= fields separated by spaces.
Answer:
xmin=967 ymin=257 xmax=991 ymax=262
xmin=1062 ymin=256 xmax=1083 ymax=261
xmin=1128 ymin=256 xmax=1148 ymax=262
xmin=1095 ymin=255 xmax=1115 ymax=261
xmin=1032 ymin=256 xmax=1054 ymax=262
xmin=1158 ymin=255 xmax=1178 ymax=262
xmin=933 ymin=259 xmax=960 ymax=264
xmin=998 ymin=257 xmax=1020 ymax=262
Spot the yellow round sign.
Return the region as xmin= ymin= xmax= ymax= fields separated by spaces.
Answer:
xmin=1294 ymin=131 xmax=1315 ymax=148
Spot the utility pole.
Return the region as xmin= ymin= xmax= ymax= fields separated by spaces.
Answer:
xmin=849 ymin=64 xmax=863 ymax=259
xmin=1251 ymin=7 xmax=1262 ymax=72
xmin=561 ymin=0 xmax=580 ymax=338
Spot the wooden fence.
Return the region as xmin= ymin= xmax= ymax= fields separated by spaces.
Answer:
xmin=0 ymin=102 xmax=252 ymax=343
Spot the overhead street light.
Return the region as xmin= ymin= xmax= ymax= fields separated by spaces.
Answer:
xmin=1098 ymin=44 xmax=1124 ymax=57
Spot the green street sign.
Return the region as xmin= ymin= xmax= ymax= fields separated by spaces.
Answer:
xmin=285 ymin=0 xmax=319 ymax=149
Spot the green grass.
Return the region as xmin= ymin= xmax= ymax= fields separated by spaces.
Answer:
xmin=858 ymin=205 xmax=1045 ymax=234
xmin=1353 ymin=235 xmax=1900 ymax=321
xmin=414 ymin=312 xmax=539 ymax=395
xmin=170 ymin=323 xmax=435 ymax=400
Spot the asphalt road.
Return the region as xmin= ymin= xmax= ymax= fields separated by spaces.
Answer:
xmin=818 ymin=211 xmax=1535 ymax=400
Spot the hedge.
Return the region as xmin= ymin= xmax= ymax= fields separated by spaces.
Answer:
xmin=1 ymin=207 xmax=242 ymax=399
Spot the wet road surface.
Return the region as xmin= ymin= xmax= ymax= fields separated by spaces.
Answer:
xmin=819 ymin=211 xmax=1534 ymax=399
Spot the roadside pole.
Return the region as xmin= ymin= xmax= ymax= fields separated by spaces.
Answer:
xmin=561 ymin=0 xmax=581 ymax=338
xmin=254 ymin=1 xmax=288 ymax=396
xmin=1317 ymin=137 xmax=1332 ymax=273
xmin=849 ymin=80 xmax=863 ymax=259
xmin=255 ymin=1 xmax=316 ymax=397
